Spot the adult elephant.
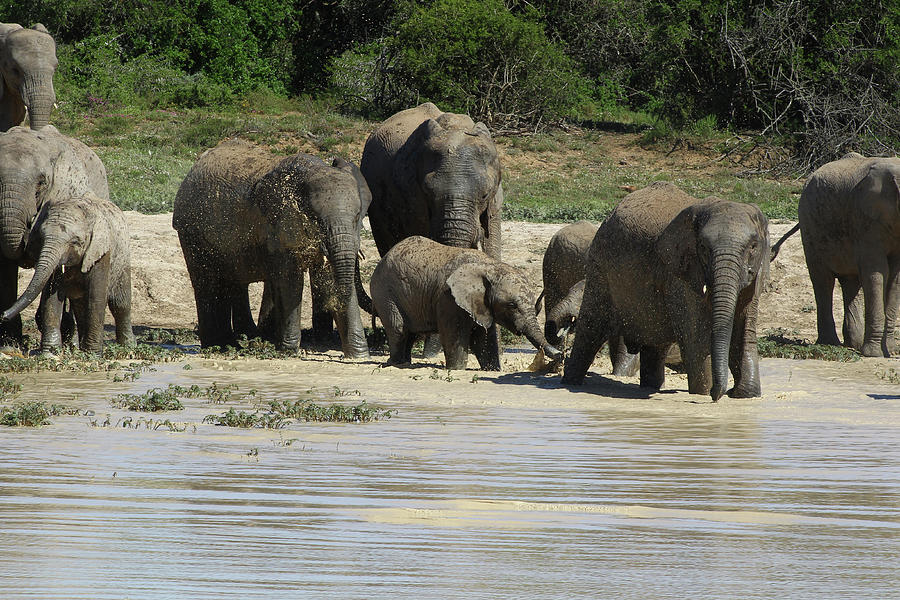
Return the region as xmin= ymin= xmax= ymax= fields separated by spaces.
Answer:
xmin=0 ymin=125 xmax=109 ymax=349
xmin=361 ymin=102 xmax=503 ymax=260
xmin=0 ymin=23 xmax=57 ymax=131
xmin=173 ymin=139 xmax=371 ymax=357
xmin=562 ymin=182 xmax=769 ymax=402
xmin=771 ymin=153 xmax=900 ymax=357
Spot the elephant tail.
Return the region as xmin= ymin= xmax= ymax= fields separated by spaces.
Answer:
xmin=770 ymin=223 xmax=800 ymax=261
xmin=534 ymin=289 xmax=545 ymax=316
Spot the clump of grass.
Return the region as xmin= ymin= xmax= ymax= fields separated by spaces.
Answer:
xmin=204 ymin=393 xmax=395 ymax=428
xmin=203 ymin=407 xmax=288 ymax=429
xmin=0 ymin=402 xmax=80 ymax=427
xmin=112 ymin=387 xmax=185 ymax=411
xmin=877 ymin=368 xmax=900 ymax=384
xmin=200 ymin=338 xmax=296 ymax=360
xmin=89 ymin=414 xmax=193 ymax=431
xmin=757 ymin=329 xmax=860 ymax=361
xmin=0 ymin=376 xmax=22 ymax=400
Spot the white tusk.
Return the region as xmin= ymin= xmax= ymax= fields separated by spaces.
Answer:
xmin=61 ymin=264 xmax=65 ymax=275
xmin=556 ymin=326 xmax=569 ymax=339
xmin=702 ymin=284 xmax=707 ymax=296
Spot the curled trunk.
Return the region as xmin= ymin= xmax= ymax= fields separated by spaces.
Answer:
xmin=1 ymin=240 xmax=63 ymax=322
xmin=521 ymin=316 xmax=562 ymax=361
xmin=709 ymin=251 xmax=741 ymax=402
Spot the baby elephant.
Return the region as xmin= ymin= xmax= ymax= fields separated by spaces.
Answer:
xmin=0 ymin=193 xmax=134 ymax=353
xmin=371 ymin=236 xmax=562 ymax=370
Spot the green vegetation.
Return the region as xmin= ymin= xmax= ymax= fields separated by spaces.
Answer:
xmin=757 ymin=329 xmax=860 ymax=362
xmin=0 ymin=376 xmax=21 ymax=400
xmin=0 ymin=402 xmax=80 ymax=427
xmin=112 ymin=386 xmax=185 ymax=412
xmin=204 ymin=391 xmax=395 ymax=428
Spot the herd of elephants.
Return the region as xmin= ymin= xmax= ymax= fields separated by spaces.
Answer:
xmin=1 ymin=22 xmax=899 ymax=403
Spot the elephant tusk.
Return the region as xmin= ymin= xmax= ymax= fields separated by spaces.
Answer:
xmin=556 ymin=326 xmax=569 ymax=339
xmin=702 ymin=284 xmax=707 ymax=296
xmin=358 ymin=248 xmax=366 ymax=261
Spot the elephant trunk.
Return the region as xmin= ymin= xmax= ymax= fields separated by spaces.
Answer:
xmin=436 ymin=197 xmax=478 ymax=249
xmin=325 ymin=225 xmax=370 ymax=359
xmin=23 ymin=74 xmax=56 ymax=130
xmin=545 ymin=296 xmax=578 ymax=347
xmin=521 ymin=315 xmax=562 ymax=362
xmin=0 ymin=238 xmax=64 ymax=323
xmin=0 ymin=186 xmax=33 ymax=259
xmin=709 ymin=250 xmax=742 ymax=402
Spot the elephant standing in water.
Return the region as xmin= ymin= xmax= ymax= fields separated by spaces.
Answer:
xmin=562 ymin=182 xmax=769 ymax=402
xmin=0 ymin=125 xmax=109 ymax=350
xmin=0 ymin=23 xmax=57 ymax=131
xmin=537 ymin=220 xmax=638 ymax=376
xmin=771 ymin=153 xmax=900 ymax=357
xmin=371 ymin=236 xmax=561 ymax=370
xmin=173 ymin=139 xmax=371 ymax=357
xmin=1 ymin=193 xmax=133 ymax=353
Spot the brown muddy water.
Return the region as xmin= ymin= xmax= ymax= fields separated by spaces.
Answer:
xmin=1 ymin=354 xmax=899 ymax=599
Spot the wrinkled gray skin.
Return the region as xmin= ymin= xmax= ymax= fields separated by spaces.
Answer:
xmin=537 ymin=220 xmax=638 ymax=376
xmin=562 ymin=182 xmax=769 ymax=402
xmin=771 ymin=153 xmax=900 ymax=357
xmin=0 ymin=23 xmax=57 ymax=131
xmin=361 ymin=102 xmax=503 ymax=259
xmin=0 ymin=194 xmax=133 ymax=353
xmin=371 ymin=236 xmax=561 ymax=370
xmin=0 ymin=125 xmax=109 ymax=349
xmin=173 ymin=139 xmax=371 ymax=357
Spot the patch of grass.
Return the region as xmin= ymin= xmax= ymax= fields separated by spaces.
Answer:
xmin=96 ymin=148 xmax=195 ymax=213
xmin=0 ymin=402 xmax=80 ymax=427
xmin=757 ymin=329 xmax=860 ymax=361
xmin=877 ymin=367 xmax=900 ymax=383
xmin=112 ymin=387 xmax=185 ymax=412
xmin=203 ymin=407 xmax=288 ymax=429
xmin=0 ymin=376 xmax=22 ymax=400
xmin=204 ymin=391 xmax=395 ymax=428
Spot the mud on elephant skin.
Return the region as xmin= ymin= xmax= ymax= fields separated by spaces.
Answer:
xmin=537 ymin=220 xmax=638 ymax=376
xmin=0 ymin=125 xmax=109 ymax=349
xmin=1 ymin=193 xmax=133 ymax=353
xmin=370 ymin=236 xmax=561 ymax=371
xmin=772 ymin=153 xmax=900 ymax=357
xmin=0 ymin=23 xmax=57 ymax=131
xmin=361 ymin=102 xmax=503 ymax=260
xmin=562 ymin=182 xmax=769 ymax=402
xmin=173 ymin=139 xmax=371 ymax=357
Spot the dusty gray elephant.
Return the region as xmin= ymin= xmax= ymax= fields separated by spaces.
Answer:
xmin=0 ymin=23 xmax=57 ymax=131
xmin=370 ymin=236 xmax=561 ymax=370
xmin=0 ymin=125 xmax=109 ymax=349
xmin=771 ymin=153 xmax=900 ymax=357
xmin=562 ymin=182 xmax=769 ymax=402
xmin=361 ymin=102 xmax=503 ymax=259
xmin=537 ymin=220 xmax=638 ymax=376
xmin=173 ymin=139 xmax=371 ymax=357
xmin=0 ymin=193 xmax=133 ymax=353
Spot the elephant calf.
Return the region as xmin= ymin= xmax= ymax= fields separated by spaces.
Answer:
xmin=0 ymin=193 xmax=134 ymax=353
xmin=371 ymin=236 xmax=561 ymax=370
xmin=538 ymin=220 xmax=638 ymax=376
xmin=562 ymin=182 xmax=769 ymax=402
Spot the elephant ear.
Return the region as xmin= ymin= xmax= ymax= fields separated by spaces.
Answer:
xmin=447 ymin=262 xmax=494 ymax=330
xmin=472 ymin=121 xmax=493 ymax=139
xmin=331 ymin=156 xmax=372 ymax=217
xmin=32 ymin=23 xmax=51 ymax=35
xmin=657 ymin=206 xmax=704 ymax=293
xmin=82 ymin=206 xmax=111 ymax=273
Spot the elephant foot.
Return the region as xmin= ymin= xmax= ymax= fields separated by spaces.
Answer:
xmin=815 ymin=333 xmax=841 ymax=347
xmin=728 ymin=382 xmax=761 ymax=399
xmin=860 ymin=341 xmax=886 ymax=357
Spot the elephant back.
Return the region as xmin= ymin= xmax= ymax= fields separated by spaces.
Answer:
xmin=173 ymin=139 xmax=279 ymax=246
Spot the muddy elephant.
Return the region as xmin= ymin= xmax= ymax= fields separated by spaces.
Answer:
xmin=562 ymin=182 xmax=769 ymax=402
xmin=537 ymin=220 xmax=638 ymax=376
xmin=0 ymin=23 xmax=57 ymax=131
xmin=771 ymin=153 xmax=900 ymax=357
xmin=1 ymin=193 xmax=133 ymax=353
xmin=361 ymin=102 xmax=503 ymax=260
xmin=370 ymin=236 xmax=561 ymax=370
xmin=173 ymin=139 xmax=371 ymax=357
xmin=0 ymin=125 xmax=109 ymax=349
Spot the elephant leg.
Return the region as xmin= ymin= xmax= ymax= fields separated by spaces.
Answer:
xmin=421 ymin=333 xmax=442 ymax=358
xmin=0 ymin=259 xmax=22 ymax=350
xmin=265 ymin=258 xmax=304 ymax=351
xmin=437 ymin=305 xmax=471 ymax=370
xmin=60 ymin=300 xmax=76 ymax=346
xmin=561 ymin=288 xmax=611 ymax=385
xmin=108 ymin=272 xmax=135 ymax=347
xmin=859 ymin=255 xmax=889 ymax=357
xmin=230 ymin=284 xmax=257 ymax=340
xmin=180 ymin=238 xmax=235 ymax=348
xmin=882 ymin=258 xmax=900 ymax=356
xmin=80 ymin=255 xmax=111 ymax=353
xmin=309 ymin=262 xmax=335 ymax=342
xmin=36 ymin=275 xmax=65 ymax=353
xmin=381 ymin=300 xmax=413 ymax=365
xmin=808 ymin=261 xmax=840 ymax=346
xmin=610 ymin=335 xmax=639 ymax=377
xmin=471 ymin=324 xmax=501 ymax=371
xmin=70 ymin=296 xmax=90 ymax=351
xmin=838 ymin=275 xmax=864 ymax=350
xmin=639 ymin=345 xmax=668 ymax=390
xmin=728 ymin=307 xmax=761 ymax=398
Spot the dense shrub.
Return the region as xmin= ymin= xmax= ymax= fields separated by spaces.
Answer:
xmin=330 ymin=0 xmax=591 ymax=130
